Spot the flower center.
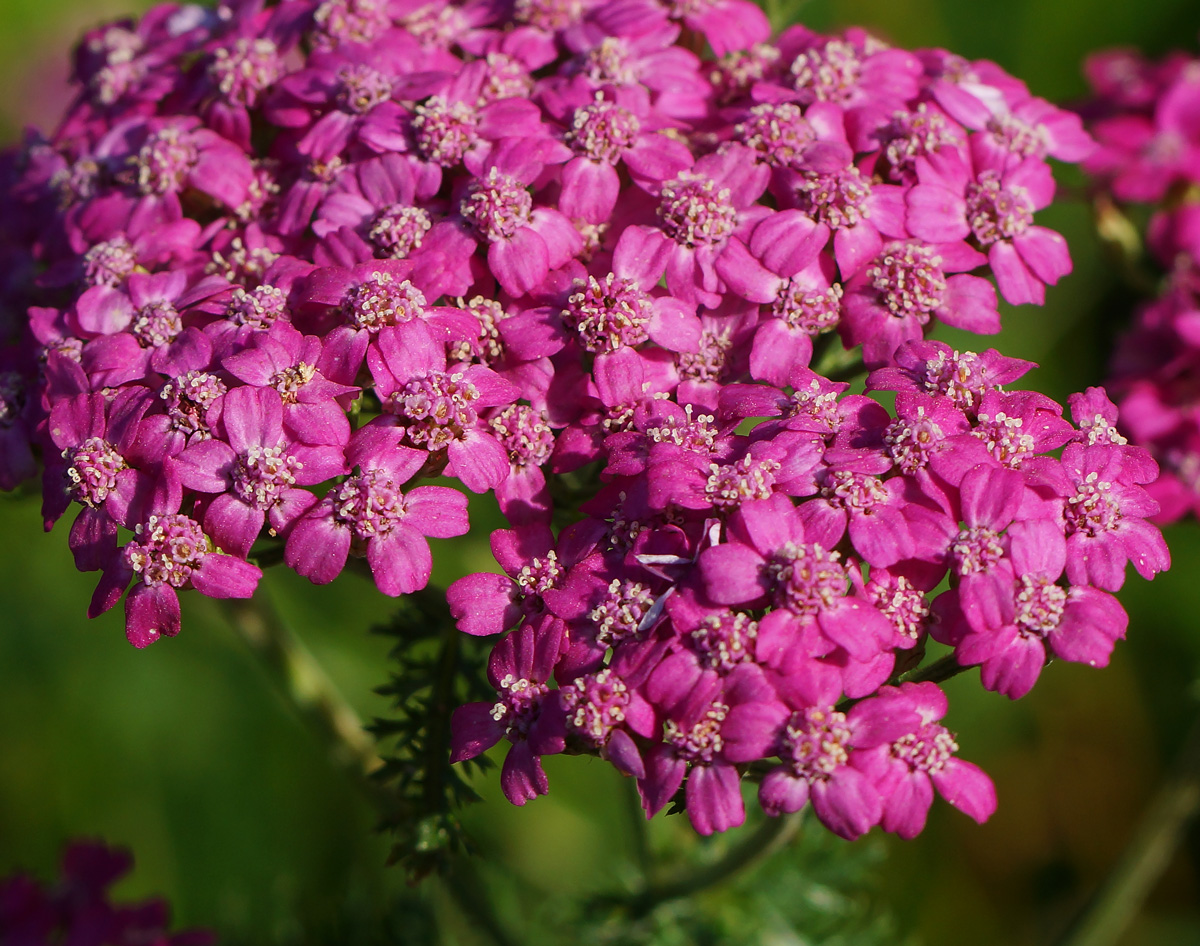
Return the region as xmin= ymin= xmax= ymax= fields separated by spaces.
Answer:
xmin=461 ymin=169 xmax=533 ymax=242
xmin=589 ymin=578 xmax=656 ymax=647
xmin=786 ymin=381 xmax=842 ymax=433
xmin=884 ymin=409 xmax=944 ymax=474
xmin=706 ymin=455 xmax=780 ymax=508
xmin=134 ymin=127 xmax=197 ymax=196
xmin=65 ymin=437 xmax=124 ymax=507
xmin=368 ymin=204 xmax=431 ymax=259
xmin=793 ymin=167 xmax=871 ymax=230
xmin=227 ymin=284 xmax=289 ymax=329
xmin=677 ymin=327 xmax=733 ymax=383
xmin=132 ymin=300 xmax=182 ymax=348
xmin=881 ymin=104 xmax=961 ymax=180
xmin=790 ymin=39 xmax=862 ymax=103
xmin=332 ymin=467 xmax=406 ymax=540
xmin=564 ymin=273 xmax=653 ymax=353
xmin=450 ymin=296 xmax=507 ymax=364
xmin=342 ymin=273 xmax=427 ymax=332
xmin=161 ymin=371 xmax=226 ymax=439
xmin=736 ymin=102 xmax=815 ymax=167
xmin=479 ymin=53 xmax=532 ymax=103
xmin=514 ymin=550 xmax=564 ymax=599
xmin=514 ymin=0 xmax=583 ymax=30
xmin=1064 ymin=473 xmax=1122 ymax=536
xmin=336 ymin=64 xmax=392 ymax=114
xmin=781 ymin=707 xmax=852 ymax=780
xmin=690 ymin=611 xmax=758 ymax=672
xmin=389 ymin=370 xmax=481 ymax=450
xmin=561 ymin=668 xmax=629 ymax=746
xmin=270 ymin=362 xmax=316 ymax=404
xmin=865 ymin=574 xmax=929 ymax=641
xmin=209 ymin=38 xmax=281 ymax=107
xmin=583 ymin=37 xmax=636 ymax=85
xmin=567 ymin=100 xmax=640 ymax=163
xmin=665 ymin=701 xmax=728 ymax=764
xmin=772 ymin=280 xmax=843 ymax=332
xmin=767 ymin=541 xmax=847 ymax=614
xmin=972 ymin=410 xmax=1036 ymax=467
xmin=412 ymin=97 xmax=479 ymax=166
xmin=491 ymin=674 xmax=550 ymax=740
xmin=1014 ymin=574 xmax=1066 ymax=635
xmin=489 ymin=405 xmax=554 ymax=470
xmin=919 ymin=349 xmax=990 ymax=413
xmin=125 ymin=514 xmax=209 ymax=587
xmin=892 ymin=723 xmax=958 ymax=774
xmin=952 ymin=525 xmax=1005 ymax=576
xmin=83 ymin=238 xmax=137 ymax=288
xmin=965 ymin=170 xmax=1033 ymax=244
xmin=233 ymin=444 xmax=302 ymax=510
xmin=820 ymin=469 xmax=889 ymax=511
xmin=869 ymin=242 xmax=947 ymax=319
xmin=985 ymin=114 xmax=1047 ymax=160
xmin=658 ymin=173 xmax=739 ymax=248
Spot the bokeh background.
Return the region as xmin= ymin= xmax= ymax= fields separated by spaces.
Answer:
xmin=3 ymin=0 xmax=1200 ymax=943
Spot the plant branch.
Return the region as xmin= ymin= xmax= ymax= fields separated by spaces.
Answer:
xmin=219 ymin=592 xmax=383 ymax=779
xmin=900 ymin=653 xmax=970 ymax=686
xmin=619 ymin=813 xmax=802 ymax=919
xmin=1054 ymin=715 xmax=1200 ymax=946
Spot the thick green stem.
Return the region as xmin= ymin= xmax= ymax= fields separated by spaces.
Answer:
xmin=622 ymin=813 xmax=802 ymax=919
xmin=219 ymin=592 xmax=382 ymax=778
xmin=1054 ymin=717 xmax=1200 ymax=946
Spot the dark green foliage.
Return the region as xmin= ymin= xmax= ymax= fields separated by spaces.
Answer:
xmin=370 ymin=587 xmax=495 ymax=882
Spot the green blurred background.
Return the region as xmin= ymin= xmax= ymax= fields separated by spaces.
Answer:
xmin=4 ymin=0 xmax=1200 ymax=943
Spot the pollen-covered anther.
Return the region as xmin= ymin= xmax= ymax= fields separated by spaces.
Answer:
xmin=952 ymin=525 xmax=1005 ymax=575
xmin=658 ymin=173 xmax=738 ymax=247
xmin=412 ymin=96 xmax=479 ymax=166
xmin=589 ymin=578 xmax=656 ymax=646
xmin=564 ymin=273 xmax=653 ymax=353
xmin=124 ymin=514 xmax=210 ymax=588
xmin=767 ymin=540 xmax=847 ymax=613
xmin=705 ymin=454 xmax=780 ymax=508
xmin=461 ymin=169 xmax=533 ymax=242
xmin=665 ymin=701 xmax=729 ymax=763
xmin=794 ymin=166 xmax=871 ymax=230
xmin=567 ymin=99 xmax=640 ymax=163
xmin=1065 ymin=472 xmax=1122 ymax=536
xmin=735 ymin=102 xmax=815 ymax=167
xmin=790 ymin=39 xmax=863 ymax=103
xmin=390 ymin=370 xmax=481 ymax=450
xmin=870 ymin=243 xmax=946 ymax=318
xmin=781 ymin=706 xmax=852 ymax=779
xmin=892 ymin=724 xmax=958 ymax=774
xmin=65 ymin=437 xmax=125 ymax=507
xmin=233 ymin=444 xmax=302 ymax=510
xmin=132 ymin=300 xmax=182 ymax=348
xmin=966 ymin=170 xmax=1034 ymax=244
xmin=342 ymin=273 xmax=427 ymax=331
xmin=772 ymin=281 xmax=843 ymax=333
xmin=490 ymin=405 xmax=554 ymax=469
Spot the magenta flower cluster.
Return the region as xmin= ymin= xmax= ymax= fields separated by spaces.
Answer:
xmin=0 ymin=0 xmax=1168 ymax=842
xmin=1081 ymin=47 xmax=1200 ymax=523
xmin=0 ymin=841 xmax=213 ymax=945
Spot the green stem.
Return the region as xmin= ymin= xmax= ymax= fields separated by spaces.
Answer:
xmin=622 ymin=813 xmax=802 ymax=919
xmin=900 ymin=653 xmax=969 ymax=686
xmin=1054 ymin=717 xmax=1200 ymax=946
xmin=219 ymin=592 xmax=382 ymax=778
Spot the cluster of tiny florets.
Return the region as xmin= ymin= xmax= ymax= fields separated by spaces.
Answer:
xmin=0 ymin=0 xmax=1168 ymax=844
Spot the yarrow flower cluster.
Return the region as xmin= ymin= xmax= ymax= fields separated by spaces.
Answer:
xmin=0 ymin=0 xmax=1169 ymax=843
xmin=1080 ymin=45 xmax=1200 ymax=523
xmin=0 ymin=841 xmax=212 ymax=945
